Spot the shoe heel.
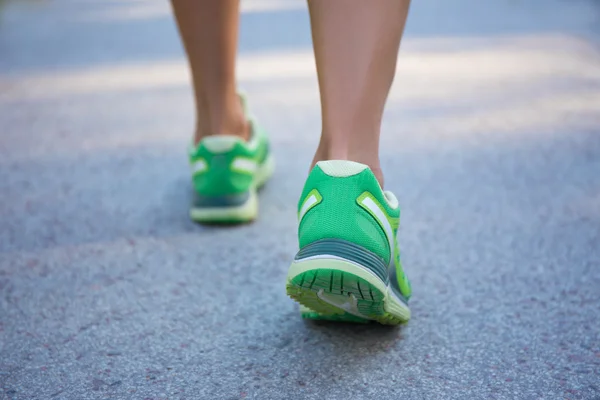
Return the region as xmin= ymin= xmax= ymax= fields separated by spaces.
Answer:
xmin=294 ymin=238 xmax=389 ymax=284
xmin=190 ymin=190 xmax=257 ymax=223
xmin=286 ymin=239 xmax=410 ymax=324
xmin=286 ymin=256 xmax=387 ymax=320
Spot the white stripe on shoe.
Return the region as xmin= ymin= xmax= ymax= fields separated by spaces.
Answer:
xmin=298 ymin=189 xmax=322 ymax=222
xmin=191 ymin=159 xmax=207 ymax=175
xmin=360 ymin=196 xmax=395 ymax=262
xmin=232 ymin=157 xmax=258 ymax=174
xmin=298 ymin=194 xmax=318 ymax=222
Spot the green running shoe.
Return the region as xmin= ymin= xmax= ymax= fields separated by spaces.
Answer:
xmin=188 ymin=95 xmax=274 ymax=223
xmin=286 ymin=160 xmax=412 ymax=325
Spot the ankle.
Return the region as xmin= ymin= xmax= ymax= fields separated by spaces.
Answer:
xmin=194 ymin=118 xmax=249 ymax=145
xmin=193 ymin=94 xmax=249 ymax=145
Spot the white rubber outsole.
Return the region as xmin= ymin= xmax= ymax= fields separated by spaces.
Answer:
xmin=286 ymin=256 xmax=411 ymax=325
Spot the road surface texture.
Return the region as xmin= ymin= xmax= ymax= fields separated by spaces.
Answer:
xmin=1 ymin=0 xmax=599 ymax=399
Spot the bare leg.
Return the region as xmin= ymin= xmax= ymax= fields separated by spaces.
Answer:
xmin=308 ymin=0 xmax=411 ymax=187
xmin=171 ymin=0 xmax=248 ymax=144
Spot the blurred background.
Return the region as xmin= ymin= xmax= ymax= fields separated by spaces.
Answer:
xmin=0 ymin=1 xmax=599 ymax=399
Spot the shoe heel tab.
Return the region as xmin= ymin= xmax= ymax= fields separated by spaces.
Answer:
xmin=200 ymin=135 xmax=242 ymax=153
xmin=315 ymin=160 xmax=368 ymax=177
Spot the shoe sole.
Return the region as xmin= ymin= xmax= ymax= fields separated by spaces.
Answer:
xmin=190 ymin=154 xmax=275 ymax=223
xmin=298 ymin=305 xmax=370 ymax=323
xmin=286 ymin=256 xmax=410 ymax=325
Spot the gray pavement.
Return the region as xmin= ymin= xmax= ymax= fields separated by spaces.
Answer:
xmin=1 ymin=0 xmax=600 ymax=399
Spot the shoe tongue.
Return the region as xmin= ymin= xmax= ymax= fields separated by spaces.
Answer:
xmin=200 ymin=135 xmax=242 ymax=153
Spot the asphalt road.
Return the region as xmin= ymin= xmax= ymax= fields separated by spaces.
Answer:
xmin=1 ymin=1 xmax=599 ymax=399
